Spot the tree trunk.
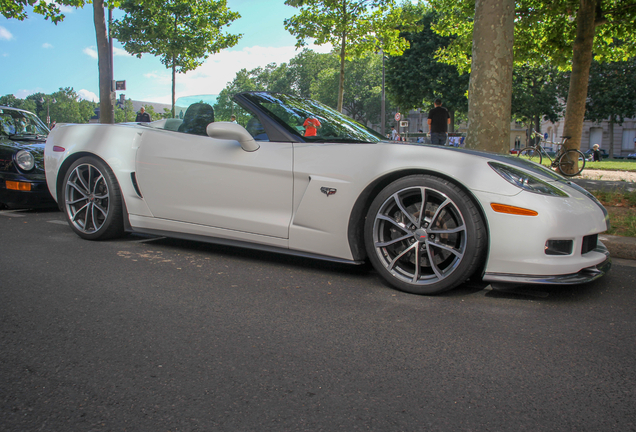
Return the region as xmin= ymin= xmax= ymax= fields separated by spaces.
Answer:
xmin=465 ymin=0 xmax=515 ymax=152
xmin=608 ymin=117 xmax=614 ymax=159
xmin=561 ymin=0 xmax=596 ymax=173
xmin=172 ymin=59 xmax=176 ymax=118
xmin=93 ymin=0 xmax=113 ymax=124
xmin=338 ymin=31 xmax=346 ymax=113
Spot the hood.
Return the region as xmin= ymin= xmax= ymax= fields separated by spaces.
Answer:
xmin=402 ymin=142 xmax=571 ymax=183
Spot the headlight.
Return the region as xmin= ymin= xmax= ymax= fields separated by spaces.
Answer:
xmin=489 ymin=162 xmax=568 ymax=197
xmin=15 ymin=150 xmax=35 ymax=171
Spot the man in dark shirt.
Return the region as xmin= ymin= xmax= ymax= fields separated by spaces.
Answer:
xmin=135 ymin=106 xmax=151 ymax=123
xmin=427 ymin=98 xmax=450 ymax=145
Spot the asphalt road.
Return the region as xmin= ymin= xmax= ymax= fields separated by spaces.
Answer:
xmin=1 ymin=208 xmax=635 ymax=431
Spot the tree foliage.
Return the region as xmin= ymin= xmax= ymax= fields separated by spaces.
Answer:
xmin=384 ymin=8 xmax=470 ymax=130
xmin=0 ymin=0 xmax=85 ymax=23
xmin=511 ymin=63 xmax=565 ymax=138
xmin=114 ymin=98 xmax=135 ymax=123
xmin=584 ymin=59 xmax=636 ymax=157
xmin=112 ymin=0 xmax=241 ymax=116
xmin=284 ymin=0 xmax=417 ymax=112
xmin=0 ymin=94 xmax=37 ymax=113
xmin=3 ymin=89 xmax=97 ymax=124
xmin=49 ymin=88 xmax=97 ymax=124
xmin=431 ymin=0 xmax=636 ymax=71
xmin=429 ymin=0 xmax=636 ymax=156
xmin=310 ymin=55 xmax=384 ymax=125
xmin=214 ymin=50 xmax=388 ymax=127
xmin=585 ymin=60 xmax=636 ymax=124
xmin=213 ymin=51 xmax=340 ymax=121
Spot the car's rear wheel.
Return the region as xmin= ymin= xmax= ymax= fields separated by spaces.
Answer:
xmin=63 ymin=157 xmax=124 ymax=240
xmin=364 ymin=175 xmax=486 ymax=295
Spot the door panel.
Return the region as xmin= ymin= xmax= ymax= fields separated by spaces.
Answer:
xmin=135 ymin=130 xmax=293 ymax=239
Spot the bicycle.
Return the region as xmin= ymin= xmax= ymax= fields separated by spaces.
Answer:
xmin=517 ymin=131 xmax=586 ymax=177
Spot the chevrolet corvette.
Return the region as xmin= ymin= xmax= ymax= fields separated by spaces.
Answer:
xmin=44 ymin=92 xmax=611 ymax=294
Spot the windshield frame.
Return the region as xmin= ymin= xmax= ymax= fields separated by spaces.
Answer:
xmin=238 ymin=92 xmax=384 ymax=144
xmin=0 ymin=107 xmax=49 ymax=139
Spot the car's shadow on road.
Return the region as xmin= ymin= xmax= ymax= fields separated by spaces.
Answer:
xmin=125 ymin=234 xmax=375 ymax=279
xmin=121 ymin=233 xmax=611 ymax=303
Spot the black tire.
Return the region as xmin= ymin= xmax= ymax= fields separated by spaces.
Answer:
xmin=518 ymin=147 xmax=542 ymax=164
xmin=364 ymin=175 xmax=487 ymax=295
xmin=557 ymin=149 xmax=586 ymax=176
xmin=62 ymin=156 xmax=125 ymax=240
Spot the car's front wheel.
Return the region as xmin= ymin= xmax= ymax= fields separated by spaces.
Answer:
xmin=364 ymin=175 xmax=487 ymax=295
xmin=63 ymin=157 xmax=124 ymax=240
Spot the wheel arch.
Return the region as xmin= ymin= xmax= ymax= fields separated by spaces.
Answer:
xmin=347 ymin=168 xmax=491 ymax=275
xmin=55 ymin=152 xmax=132 ymax=232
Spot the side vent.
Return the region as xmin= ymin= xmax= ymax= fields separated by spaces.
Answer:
xmin=581 ymin=234 xmax=598 ymax=255
xmin=131 ymin=172 xmax=143 ymax=198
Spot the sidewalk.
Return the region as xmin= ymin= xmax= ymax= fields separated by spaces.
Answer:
xmin=599 ymin=234 xmax=636 ymax=260
xmin=570 ymin=177 xmax=636 ymax=260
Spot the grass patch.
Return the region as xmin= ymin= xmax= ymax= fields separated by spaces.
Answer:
xmin=584 ymin=160 xmax=636 ymax=171
xmin=516 ymin=156 xmax=636 ymax=173
xmin=591 ymin=189 xmax=636 ymax=237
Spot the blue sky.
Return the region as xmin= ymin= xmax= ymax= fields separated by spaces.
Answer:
xmin=0 ymin=0 xmax=332 ymax=104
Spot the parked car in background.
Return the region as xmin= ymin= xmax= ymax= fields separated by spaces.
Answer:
xmin=0 ymin=106 xmax=55 ymax=209
xmin=627 ymin=153 xmax=636 ymax=160
xmin=45 ymin=92 xmax=611 ymax=295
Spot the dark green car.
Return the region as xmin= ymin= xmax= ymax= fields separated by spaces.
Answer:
xmin=0 ymin=106 xmax=55 ymax=209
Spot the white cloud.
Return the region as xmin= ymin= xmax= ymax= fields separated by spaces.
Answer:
xmin=143 ymin=42 xmax=333 ymax=103
xmin=0 ymin=26 xmax=13 ymax=41
xmin=114 ymin=47 xmax=131 ymax=57
xmin=16 ymin=88 xmax=42 ymax=98
xmin=57 ymin=4 xmax=76 ymax=14
xmin=82 ymin=46 xmax=129 ymax=60
xmin=83 ymin=47 xmax=98 ymax=59
xmin=43 ymin=42 xmax=54 ymax=49
xmin=77 ymin=89 xmax=99 ymax=102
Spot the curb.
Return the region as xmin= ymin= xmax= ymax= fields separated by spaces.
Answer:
xmin=600 ymin=235 xmax=636 ymax=261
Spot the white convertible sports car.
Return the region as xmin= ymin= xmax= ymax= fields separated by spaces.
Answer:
xmin=44 ymin=92 xmax=611 ymax=295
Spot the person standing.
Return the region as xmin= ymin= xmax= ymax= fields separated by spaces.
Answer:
xmin=303 ymin=116 xmax=321 ymax=137
xmin=427 ymin=98 xmax=450 ymax=145
xmin=135 ymin=106 xmax=151 ymax=122
xmin=390 ymin=126 xmax=400 ymax=141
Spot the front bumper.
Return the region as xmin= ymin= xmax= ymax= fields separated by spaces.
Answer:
xmin=0 ymin=175 xmax=56 ymax=209
xmin=483 ymin=242 xmax=611 ymax=286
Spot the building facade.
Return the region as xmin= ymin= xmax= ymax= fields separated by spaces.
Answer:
xmin=541 ymin=118 xmax=636 ymax=157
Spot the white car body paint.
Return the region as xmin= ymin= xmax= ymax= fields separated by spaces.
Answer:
xmin=44 ymin=93 xmax=610 ymax=293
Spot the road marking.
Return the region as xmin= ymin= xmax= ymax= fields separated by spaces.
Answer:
xmin=0 ymin=210 xmax=26 ymax=217
xmin=47 ymin=220 xmax=68 ymax=225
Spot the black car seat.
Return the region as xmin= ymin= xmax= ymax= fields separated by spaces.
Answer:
xmin=178 ymin=103 xmax=215 ymax=136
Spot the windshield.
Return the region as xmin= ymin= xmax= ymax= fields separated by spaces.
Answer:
xmin=0 ymin=108 xmax=49 ymax=138
xmin=241 ymin=92 xmax=384 ymax=143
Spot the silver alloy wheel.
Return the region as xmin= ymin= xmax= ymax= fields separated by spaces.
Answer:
xmin=65 ymin=163 xmax=110 ymax=234
xmin=371 ymin=185 xmax=467 ymax=286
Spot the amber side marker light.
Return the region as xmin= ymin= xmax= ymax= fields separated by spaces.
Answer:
xmin=6 ymin=181 xmax=32 ymax=191
xmin=490 ymin=203 xmax=538 ymax=216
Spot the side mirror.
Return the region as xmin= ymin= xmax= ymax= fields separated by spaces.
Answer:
xmin=206 ymin=122 xmax=260 ymax=152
